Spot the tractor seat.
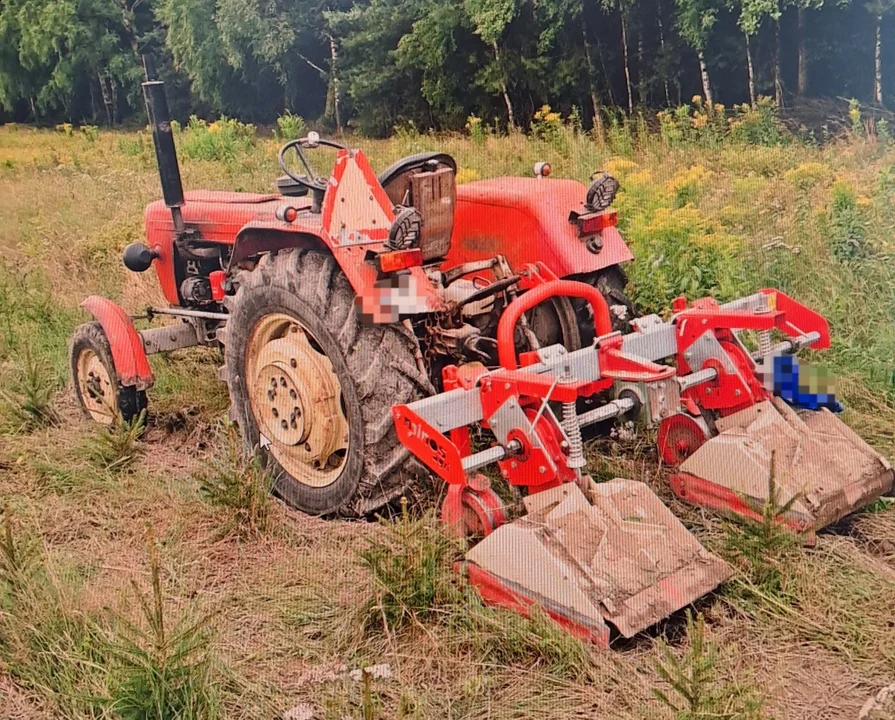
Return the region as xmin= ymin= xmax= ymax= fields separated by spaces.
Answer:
xmin=378 ymin=152 xmax=457 ymax=262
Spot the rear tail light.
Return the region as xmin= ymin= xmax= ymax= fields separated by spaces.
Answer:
xmin=574 ymin=209 xmax=618 ymax=236
xmin=377 ymin=248 xmax=423 ymax=274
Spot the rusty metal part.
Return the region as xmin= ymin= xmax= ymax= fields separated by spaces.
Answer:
xmin=246 ymin=313 xmax=349 ymax=488
xmin=75 ymin=348 xmax=118 ymax=425
xmin=140 ymin=322 xmax=203 ymax=355
xmin=676 ymin=398 xmax=895 ymax=532
xmin=465 ymin=481 xmax=732 ymax=639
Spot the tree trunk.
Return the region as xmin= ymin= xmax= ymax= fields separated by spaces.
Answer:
xmin=657 ymin=13 xmax=671 ymax=106
xmin=774 ymin=17 xmax=784 ymax=108
xmin=596 ymin=36 xmax=617 ymax=106
xmin=875 ymin=14 xmax=883 ymax=104
xmin=582 ymin=23 xmax=605 ymax=138
xmin=97 ymin=71 xmax=113 ymax=126
xmin=745 ymin=32 xmax=757 ymax=107
xmin=797 ymin=8 xmax=808 ymax=96
xmin=110 ymin=75 xmax=119 ymax=125
xmin=620 ymin=10 xmax=633 ymax=113
xmin=637 ymin=26 xmax=646 ymax=106
xmin=697 ymin=50 xmax=713 ymax=104
xmin=329 ymin=35 xmax=342 ymax=133
xmin=494 ymin=44 xmax=516 ymax=129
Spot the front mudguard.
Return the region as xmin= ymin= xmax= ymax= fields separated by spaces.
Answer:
xmin=80 ymin=296 xmax=155 ymax=391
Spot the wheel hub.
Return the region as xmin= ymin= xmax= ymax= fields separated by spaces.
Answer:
xmin=247 ymin=314 xmax=349 ymax=488
xmin=76 ymin=349 xmax=117 ymax=424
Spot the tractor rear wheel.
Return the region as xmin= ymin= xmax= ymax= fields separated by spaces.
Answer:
xmin=70 ymin=321 xmax=147 ymax=424
xmin=222 ymin=250 xmax=433 ymax=517
xmin=575 ymin=266 xmax=635 ymax=339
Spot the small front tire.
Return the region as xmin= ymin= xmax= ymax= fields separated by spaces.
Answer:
xmin=70 ymin=321 xmax=147 ymax=424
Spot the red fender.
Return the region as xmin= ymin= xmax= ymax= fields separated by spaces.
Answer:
xmin=80 ymin=296 xmax=155 ymax=391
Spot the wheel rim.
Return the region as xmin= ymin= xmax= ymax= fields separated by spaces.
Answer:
xmin=246 ymin=313 xmax=350 ymax=488
xmin=76 ymin=349 xmax=118 ymax=425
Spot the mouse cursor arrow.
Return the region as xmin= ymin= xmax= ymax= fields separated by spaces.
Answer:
xmin=259 ymin=433 xmax=271 ymax=450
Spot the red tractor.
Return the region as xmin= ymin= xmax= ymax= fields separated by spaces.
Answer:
xmin=69 ymin=77 xmax=634 ymax=518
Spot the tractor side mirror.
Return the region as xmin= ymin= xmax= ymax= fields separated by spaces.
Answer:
xmin=123 ymin=242 xmax=159 ymax=272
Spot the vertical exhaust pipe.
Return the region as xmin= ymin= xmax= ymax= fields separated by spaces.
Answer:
xmin=142 ymin=56 xmax=185 ymax=234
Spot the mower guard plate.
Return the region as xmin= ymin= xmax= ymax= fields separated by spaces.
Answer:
xmin=465 ymin=481 xmax=732 ymax=641
xmin=675 ymin=398 xmax=894 ymax=533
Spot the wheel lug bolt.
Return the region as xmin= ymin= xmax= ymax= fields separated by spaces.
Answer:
xmin=280 ymin=377 xmax=287 ymax=387
xmin=289 ymin=389 xmax=297 ymax=399
xmin=281 ymin=420 xmax=288 ymax=429
xmin=272 ymin=408 xmax=278 ymax=418
xmin=290 ymin=358 xmax=297 ymax=368
xmin=290 ymin=419 xmax=297 ymax=429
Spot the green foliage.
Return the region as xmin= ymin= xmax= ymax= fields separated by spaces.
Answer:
xmin=0 ymin=512 xmax=109 ymax=717
xmin=360 ymin=499 xmax=458 ymax=631
xmin=653 ymin=611 xmax=765 ymax=720
xmin=80 ymin=125 xmax=99 ymax=142
xmin=728 ymin=97 xmax=784 ymax=145
xmin=0 ymin=346 xmax=59 ymax=431
xmin=103 ymin=534 xmax=220 ymax=720
xmin=84 ymin=411 xmax=147 ymax=471
xmin=197 ymin=423 xmax=272 ymax=538
xmin=276 ymin=110 xmax=308 ymax=139
xmin=626 ymin=204 xmax=755 ymax=312
xmin=849 ymin=99 xmax=864 ymax=136
xmin=178 ymin=116 xmax=256 ymax=161
xmin=722 ymin=451 xmax=802 ymax=598
xmin=830 ymin=181 xmax=869 ymax=261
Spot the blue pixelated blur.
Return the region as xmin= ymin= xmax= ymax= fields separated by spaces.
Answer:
xmin=770 ymin=355 xmax=843 ymax=412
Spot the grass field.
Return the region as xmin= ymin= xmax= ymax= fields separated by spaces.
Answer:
xmin=2 ymin=118 xmax=895 ymax=719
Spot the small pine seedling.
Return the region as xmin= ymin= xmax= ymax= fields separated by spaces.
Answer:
xmin=85 ymin=411 xmax=146 ymax=470
xmin=103 ymin=529 xmax=219 ymax=720
xmin=198 ymin=423 xmax=272 ymax=538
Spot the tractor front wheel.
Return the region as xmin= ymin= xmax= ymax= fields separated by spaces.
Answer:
xmin=222 ymin=250 xmax=432 ymax=517
xmin=70 ymin=321 xmax=147 ymax=424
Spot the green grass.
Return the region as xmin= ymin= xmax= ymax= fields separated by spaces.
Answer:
xmin=2 ymin=121 xmax=895 ymax=718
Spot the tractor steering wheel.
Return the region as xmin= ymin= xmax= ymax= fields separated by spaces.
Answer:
xmin=277 ymin=132 xmax=347 ymax=193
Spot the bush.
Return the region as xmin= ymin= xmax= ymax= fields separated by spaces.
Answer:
xmin=197 ymin=423 xmax=272 ymax=539
xmin=179 ymin=116 xmax=256 ymax=161
xmin=275 ymin=110 xmax=307 ymax=140
xmin=465 ymin=114 xmax=486 ymax=144
xmin=728 ymin=97 xmax=784 ymax=146
xmin=783 ymin=162 xmax=828 ymax=191
xmin=830 ymin=181 xmax=869 ymax=261
xmin=80 ymin=125 xmax=99 ymax=143
xmin=360 ymin=500 xmax=457 ymax=631
xmin=627 ymin=205 xmax=753 ymax=312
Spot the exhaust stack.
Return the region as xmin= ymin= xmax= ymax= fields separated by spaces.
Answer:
xmin=142 ymin=62 xmax=185 ymax=234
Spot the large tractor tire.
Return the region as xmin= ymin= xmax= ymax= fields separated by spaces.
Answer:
xmin=222 ymin=250 xmax=433 ymax=517
xmin=70 ymin=321 xmax=147 ymax=425
xmin=576 ymin=266 xmax=635 ymax=339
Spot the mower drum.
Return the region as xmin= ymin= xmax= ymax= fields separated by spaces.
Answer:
xmin=671 ymin=397 xmax=894 ymax=536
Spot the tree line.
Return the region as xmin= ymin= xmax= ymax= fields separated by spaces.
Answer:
xmin=0 ymin=0 xmax=891 ymax=134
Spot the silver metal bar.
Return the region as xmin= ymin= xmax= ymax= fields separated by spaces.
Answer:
xmin=751 ymin=331 xmax=820 ymax=360
xmin=149 ymin=306 xmax=229 ymax=321
xmin=677 ymin=367 xmax=718 ymax=392
xmin=461 ymin=439 xmax=522 ymax=473
xmin=577 ymin=397 xmax=637 ymax=428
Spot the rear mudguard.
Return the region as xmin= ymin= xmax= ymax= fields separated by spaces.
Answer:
xmin=80 ymin=296 xmax=155 ymax=390
xmin=448 ymin=178 xmax=634 ymax=277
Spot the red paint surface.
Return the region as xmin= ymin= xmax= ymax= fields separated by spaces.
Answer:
xmin=449 ymin=178 xmax=634 ymax=277
xmin=80 ymin=296 xmax=155 ymax=390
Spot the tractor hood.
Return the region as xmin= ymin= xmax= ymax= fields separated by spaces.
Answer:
xmin=449 ymin=177 xmax=633 ymax=278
